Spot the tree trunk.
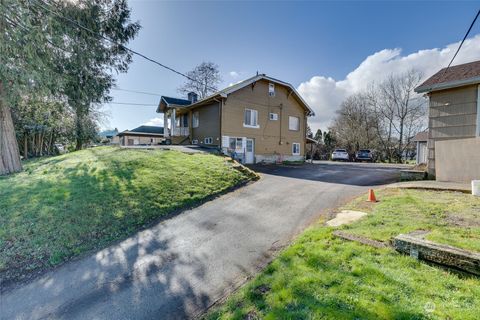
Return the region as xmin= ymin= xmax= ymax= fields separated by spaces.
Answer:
xmin=23 ymin=133 xmax=28 ymax=160
xmin=0 ymin=81 xmax=22 ymax=175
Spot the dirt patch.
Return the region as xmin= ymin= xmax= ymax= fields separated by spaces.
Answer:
xmin=445 ymin=214 xmax=480 ymax=227
xmin=333 ymin=230 xmax=389 ymax=249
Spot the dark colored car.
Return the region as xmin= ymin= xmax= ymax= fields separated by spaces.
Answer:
xmin=355 ymin=149 xmax=374 ymax=162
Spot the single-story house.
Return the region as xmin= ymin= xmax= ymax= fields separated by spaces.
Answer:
xmin=117 ymin=125 xmax=165 ymax=146
xmin=415 ymin=60 xmax=480 ymax=182
xmin=99 ymin=128 xmax=120 ymax=144
xmin=156 ymin=74 xmax=315 ymax=164
xmin=412 ymin=131 xmax=428 ymax=164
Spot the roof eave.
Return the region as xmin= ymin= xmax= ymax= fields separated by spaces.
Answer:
xmin=415 ymin=76 xmax=480 ymax=93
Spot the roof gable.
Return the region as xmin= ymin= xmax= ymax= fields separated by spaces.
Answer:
xmin=415 ymin=60 xmax=480 ymax=93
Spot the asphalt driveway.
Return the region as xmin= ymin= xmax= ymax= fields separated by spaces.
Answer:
xmin=1 ymin=162 xmax=403 ymax=320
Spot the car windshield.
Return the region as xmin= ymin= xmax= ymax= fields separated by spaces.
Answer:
xmin=335 ymin=149 xmax=346 ymax=152
xmin=359 ymin=149 xmax=370 ymax=153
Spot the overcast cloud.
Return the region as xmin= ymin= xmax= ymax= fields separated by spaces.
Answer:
xmin=298 ymin=34 xmax=480 ymax=131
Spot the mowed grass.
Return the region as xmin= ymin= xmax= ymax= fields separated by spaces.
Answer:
xmin=341 ymin=188 xmax=480 ymax=252
xmin=0 ymin=147 xmax=250 ymax=283
xmin=207 ymin=189 xmax=480 ymax=319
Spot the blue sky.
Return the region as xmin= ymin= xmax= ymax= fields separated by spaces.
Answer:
xmin=103 ymin=0 xmax=480 ymax=132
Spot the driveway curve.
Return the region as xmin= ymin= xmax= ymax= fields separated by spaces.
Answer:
xmin=1 ymin=162 xmax=402 ymax=320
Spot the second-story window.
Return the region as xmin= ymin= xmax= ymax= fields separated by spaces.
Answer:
xmin=192 ymin=111 xmax=199 ymax=128
xmin=244 ymin=108 xmax=259 ymax=128
xmin=289 ymin=116 xmax=300 ymax=131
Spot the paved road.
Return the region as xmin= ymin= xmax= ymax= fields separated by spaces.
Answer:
xmin=1 ymin=162 xmax=402 ymax=320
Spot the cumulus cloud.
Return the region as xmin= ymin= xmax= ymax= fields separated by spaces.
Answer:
xmin=143 ymin=117 xmax=164 ymax=126
xmin=298 ymin=34 xmax=480 ymax=131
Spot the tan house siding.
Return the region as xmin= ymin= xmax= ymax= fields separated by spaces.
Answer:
xmin=221 ymin=79 xmax=307 ymax=162
xmin=435 ymin=137 xmax=480 ymax=182
xmin=120 ymin=135 xmax=163 ymax=146
xmin=191 ymin=101 xmax=221 ymax=146
xmin=427 ymin=85 xmax=478 ymax=175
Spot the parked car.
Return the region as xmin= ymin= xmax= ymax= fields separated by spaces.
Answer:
xmin=331 ymin=149 xmax=349 ymax=161
xmin=355 ymin=149 xmax=374 ymax=162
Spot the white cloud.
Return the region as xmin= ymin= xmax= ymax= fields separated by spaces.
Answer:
xmin=229 ymin=71 xmax=240 ymax=78
xmin=143 ymin=117 xmax=164 ymax=126
xmin=298 ymin=34 xmax=480 ymax=131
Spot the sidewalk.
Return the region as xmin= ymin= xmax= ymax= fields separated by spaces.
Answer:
xmin=387 ymin=180 xmax=471 ymax=193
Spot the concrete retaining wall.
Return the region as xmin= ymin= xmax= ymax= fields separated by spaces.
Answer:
xmin=435 ymin=137 xmax=480 ymax=182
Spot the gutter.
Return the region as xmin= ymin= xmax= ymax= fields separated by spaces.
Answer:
xmin=415 ymin=76 xmax=480 ymax=93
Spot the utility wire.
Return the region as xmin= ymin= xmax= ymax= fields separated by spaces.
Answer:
xmin=32 ymin=0 xmax=217 ymax=92
xmin=106 ymin=102 xmax=158 ymax=106
xmin=111 ymin=88 xmax=162 ymax=96
xmin=442 ymin=8 xmax=480 ymax=77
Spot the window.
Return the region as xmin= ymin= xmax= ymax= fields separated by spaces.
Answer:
xmin=244 ymin=109 xmax=259 ymax=128
xmin=192 ymin=111 xmax=199 ymax=128
xmin=268 ymin=83 xmax=275 ymax=97
xmin=269 ymin=112 xmax=278 ymax=121
xmin=229 ymin=137 xmax=243 ymax=151
xmin=292 ymin=143 xmax=300 ymax=155
xmin=204 ymin=137 xmax=213 ymax=144
xmin=182 ymin=114 xmax=188 ymax=127
xmin=289 ymin=116 xmax=300 ymax=131
xmin=192 ymin=139 xmax=198 ymax=144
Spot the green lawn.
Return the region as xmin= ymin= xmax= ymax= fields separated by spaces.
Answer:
xmin=341 ymin=188 xmax=480 ymax=252
xmin=207 ymin=189 xmax=480 ymax=320
xmin=0 ymin=146 xmax=251 ymax=284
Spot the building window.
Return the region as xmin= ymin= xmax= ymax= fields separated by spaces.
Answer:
xmin=192 ymin=111 xmax=199 ymax=128
xmin=292 ymin=143 xmax=300 ymax=155
xmin=244 ymin=109 xmax=259 ymax=128
xmin=192 ymin=139 xmax=198 ymax=144
xmin=269 ymin=112 xmax=278 ymax=121
xmin=183 ymin=114 xmax=188 ymax=127
xmin=229 ymin=137 xmax=243 ymax=151
xmin=204 ymin=137 xmax=213 ymax=144
xmin=268 ymin=83 xmax=275 ymax=97
xmin=289 ymin=116 xmax=300 ymax=131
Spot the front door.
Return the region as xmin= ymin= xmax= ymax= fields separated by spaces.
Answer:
xmin=245 ymin=138 xmax=254 ymax=164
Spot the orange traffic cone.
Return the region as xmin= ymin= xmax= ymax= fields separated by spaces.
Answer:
xmin=367 ymin=189 xmax=377 ymax=202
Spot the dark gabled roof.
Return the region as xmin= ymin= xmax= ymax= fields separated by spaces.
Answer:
xmin=415 ymin=60 xmax=480 ymax=93
xmin=130 ymin=125 xmax=164 ymax=135
xmin=161 ymin=96 xmax=191 ymax=106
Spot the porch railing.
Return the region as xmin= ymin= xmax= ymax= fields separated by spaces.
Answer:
xmin=172 ymin=127 xmax=189 ymax=137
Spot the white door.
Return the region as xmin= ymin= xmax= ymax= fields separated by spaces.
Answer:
xmin=245 ymin=138 xmax=254 ymax=164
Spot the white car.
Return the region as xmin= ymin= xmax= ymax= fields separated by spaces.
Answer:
xmin=331 ymin=148 xmax=349 ymax=161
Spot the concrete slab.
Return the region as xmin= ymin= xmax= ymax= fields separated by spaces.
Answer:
xmin=388 ymin=181 xmax=471 ymax=193
xmin=326 ymin=210 xmax=368 ymax=227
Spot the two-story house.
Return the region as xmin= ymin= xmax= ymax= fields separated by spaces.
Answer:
xmin=156 ymin=74 xmax=315 ymax=164
xmin=415 ymin=60 xmax=480 ymax=182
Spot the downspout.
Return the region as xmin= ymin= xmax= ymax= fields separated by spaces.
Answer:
xmin=219 ymin=99 xmax=223 ymax=150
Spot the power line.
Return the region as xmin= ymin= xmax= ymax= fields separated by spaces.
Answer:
xmin=106 ymin=102 xmax=158 ymax=106
xmin=442 ymin=8 xmax=480 ymax=77
xmin=111 ymin=88 xmax=162 ymax=96
xmin=32 ymin=0 xmax=217 ymax=92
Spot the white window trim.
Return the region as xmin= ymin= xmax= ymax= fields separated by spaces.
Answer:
xmin=288 ymin=116 xmax=300 ymax=131
xmin=243 ymin=108 xmax=260 ymax=128
xmin=269 ymin=112 xmax=278 ymax=121
xmin=204 ymin=137 xmax=213 ymax=145
xmin=292 ymin=143 xmax=300 ymax=156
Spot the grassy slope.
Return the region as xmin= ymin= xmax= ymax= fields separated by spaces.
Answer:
xmin=342 ymin=188 xmax=480 ymax=252
xmin=0 ymin=147 xmax=250 ymax=283
xmin=208 ymin=189 xmax=480 ymax=320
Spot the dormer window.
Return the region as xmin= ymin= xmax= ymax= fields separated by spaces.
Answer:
xmin=268 ymin=83 xmax=275 ymax=97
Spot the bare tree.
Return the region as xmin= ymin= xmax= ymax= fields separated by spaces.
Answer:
xmin=330 ymin=92 xmax=379 ymax=154
xmin=178 ymin=62 xmax=222 ymax=99
xmin=379 ymin=69 xmax=426 ymax=161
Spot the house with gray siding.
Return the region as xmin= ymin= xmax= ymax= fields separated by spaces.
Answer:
xmin=415 ymin=60 xmax=480 ymax=182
